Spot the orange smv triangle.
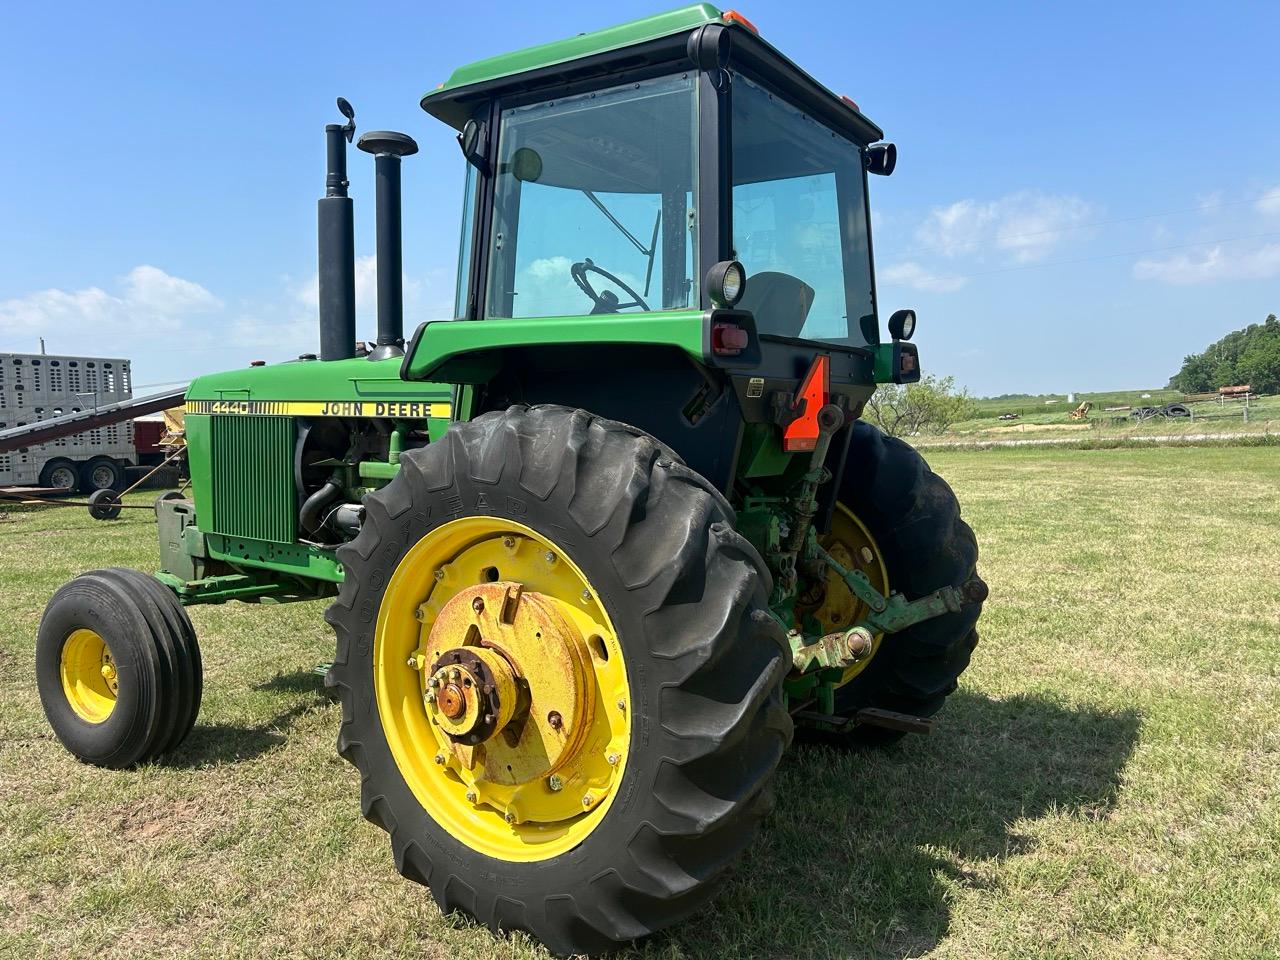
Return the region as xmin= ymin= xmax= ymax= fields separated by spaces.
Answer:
xmin=782 ymin=355 xmax=830 ymax=452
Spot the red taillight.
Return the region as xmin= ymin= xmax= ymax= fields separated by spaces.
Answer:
xmin=711 ymin=322 xmax=750 ymax=356
xmin=722 ymin=10 xmax=759 ymax=33
xmin=841 ymin=95 xmax=861 ymax=113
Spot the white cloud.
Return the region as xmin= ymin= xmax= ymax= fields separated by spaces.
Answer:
xmin=917 ymin=191 xmax=1096 ymax=263
xmin=1256 ymin=186 xmax=1280 ymax=217
xmin=0 ymin=265 xmax=220 ymax=342
xmin=1133 ymin=244 xmax=1280 ymax=284
xmin=879 ymin=261 xmax=968 ymax=293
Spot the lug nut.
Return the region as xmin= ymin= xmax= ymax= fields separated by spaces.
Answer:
xmin=581 ymin=589 xmax=591 ymax=602
xmin=606 ymin=752 xmax=620 ymax=766
xmin=860 ymin=546 xmax=874 ymax=565
xmin=582 ymin=794 xmax=594 ymax=808
xmin=425 ymin=690 xmax=437 ymax=703
xmin=465 ymin=790 xmax=478 ymax=803
xmin=472 ymin=596 xmax=485 ymax=614
xmin=428 ymin=676 xmax=440 ymax=689
xmin=505 ymin=810 xmax=516 ymax=824
xmin=544 ymin=551 xmax=556 ymax=564
xmin=616 ymin=699 xmax=626 ymax=713
xmin=434 ymin=753 xmax=446 ymax=765
xmin=547 ymin=774 xmax=564 ymax=792
xmin=434 ymin=569 xmax=446 ymax=581
xmin=547 ymin=710 xmax=563 ymax=730
xmin=502 ymin=537 xmax=515 ymax=549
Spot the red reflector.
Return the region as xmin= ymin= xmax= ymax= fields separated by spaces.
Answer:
xmin=841 ymin=95 xmax=861 ymax=112
xmin=711 ymin=322 xmax=749 ymax=356
xmin=722 ymin=10 xmax=759 ymax=33
xmin=783 ymin=355 xmax=830 ymax=452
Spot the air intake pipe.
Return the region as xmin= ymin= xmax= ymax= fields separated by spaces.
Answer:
xmin=317 ymin=98 xmax=357 ymax=362
xmin=357 ymin=130 xmax=419 ymax=361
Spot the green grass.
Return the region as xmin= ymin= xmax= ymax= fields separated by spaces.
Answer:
xmin=2 ymin=449 xmax=1279 ymax=959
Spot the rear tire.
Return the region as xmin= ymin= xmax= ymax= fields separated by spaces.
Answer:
xmin=80 ymin=456 xmax=126 ymax=493
xmin=37 ymin=568 xmax=201 ymax=767
xmin=831 ymin=421 xmax=984 ymax=745
xmin=327 ymin=405 xmax=790 ymax=955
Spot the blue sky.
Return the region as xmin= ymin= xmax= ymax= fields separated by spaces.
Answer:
xmin=1 ymin=0 xmax=1277 ymax=396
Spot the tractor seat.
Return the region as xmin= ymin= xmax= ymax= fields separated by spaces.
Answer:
xmin=736 ymin=271 xmax=815 ymax=339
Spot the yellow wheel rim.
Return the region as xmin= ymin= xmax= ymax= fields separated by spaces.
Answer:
xmin=798 ymin=504 xmax=890 ymax=686
xmin=374 ymin=516 xmax=630 ymax=862
xmin=60 ymin=629 xmax=118 ymax=724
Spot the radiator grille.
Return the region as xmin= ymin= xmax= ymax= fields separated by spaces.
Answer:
xmin=209 ymin=415 xmax=297 ymax=543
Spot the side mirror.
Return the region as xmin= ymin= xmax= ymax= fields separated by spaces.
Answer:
xmin=456 ymin=118 xmax=490 ymax=174
xmin=865 ymin=142 xmax=897 ymax=177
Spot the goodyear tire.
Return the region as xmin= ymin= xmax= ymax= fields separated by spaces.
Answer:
xmin=832 ymin=421 xmax=984 ymax=745
xmin=326 ymin=405 xmax=790 ymax=955
xmin=36 ymin=568 xmax=202 ymax=767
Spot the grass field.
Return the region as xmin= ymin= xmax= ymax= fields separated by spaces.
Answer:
xmin=3 ymin=447 xmax=1279 ymax=959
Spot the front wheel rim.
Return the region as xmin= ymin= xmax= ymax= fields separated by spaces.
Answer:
xmin=60 ymin=629 xmax=118 ymax=723
xmin=374 ymin=516 xmax=630 ymax=862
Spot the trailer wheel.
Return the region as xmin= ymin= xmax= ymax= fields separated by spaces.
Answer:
xmin=88 ymin=489 xmax=122 ymax=520
xmin=327 ymin=405 xmax=790 ymax=955
xmin=81 ymin=456 xmax=126 ymax=493
xmin=37 ymin=568 xmax=201 ymax=767
xmin=39 ymin=457 xmax=79 ymax=491
xmin=826 ymin=421 xmax=985 ymax=746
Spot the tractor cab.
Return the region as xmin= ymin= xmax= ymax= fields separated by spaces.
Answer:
xmin=403 ymin=3 xmax=915 ymax=489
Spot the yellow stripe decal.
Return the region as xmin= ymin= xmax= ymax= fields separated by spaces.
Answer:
xmin=186 ymin=400 xmax=451 ymax=419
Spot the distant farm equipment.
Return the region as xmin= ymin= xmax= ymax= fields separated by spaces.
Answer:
xmin=1069 ymin=400 xmax=1093 ymax=420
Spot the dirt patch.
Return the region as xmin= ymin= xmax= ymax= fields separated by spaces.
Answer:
xmin=114 ymin=798 xmax=202 ymax=842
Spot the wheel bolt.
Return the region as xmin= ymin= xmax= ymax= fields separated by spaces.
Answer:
xmin=502 ymin=537 xmax=515 ymax=549
xmin=582 ymin=794 xmax=594 ymax=808
xmin=434 ymin=569 xmax=445 ymax=581
xmin=425 ymin=690 xmax=436 ymax=703
xmin=505 ymin=810 xmax=516 ymax=824
xmin=466 ymin=790 xmax=478 ymax=803
xmin=547 ymin=710 xmax=563 ymax=730
xmin=101 ymin=663 xmax=116 ymax=681
xmin=606 ymin=752 xmax=620 ymax=766
xmin=472 ymin=596 xmax=485 ymax=613
xmin=547 ymin=774 xmax=564 ymax=792
xmin=581 ymin=589 xmax=591 ymax=602
xmin=616 ymin=699 xmax=626 ymax=713
xmin=544 ymin=551 xmax=556 ymax=564
xmin=434 ymin=753 xmax=446 ymax=765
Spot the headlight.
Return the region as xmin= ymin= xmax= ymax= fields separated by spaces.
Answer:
xmin=888 ymin=308 xmax=916 ymax=341
xmin=706 ymin=260 xmax=746 ymax=308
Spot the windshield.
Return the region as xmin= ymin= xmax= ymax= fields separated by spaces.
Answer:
xmin=485 ymin=73 xmax=698 ymax=319
xmin=731 ymin=74 xmax=877 ymax=347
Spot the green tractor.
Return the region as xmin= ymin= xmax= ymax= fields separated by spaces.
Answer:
xmin=36 ymin=5 xmax=985 ymax=954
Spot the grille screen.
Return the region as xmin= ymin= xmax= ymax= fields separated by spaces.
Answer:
xmin=209 ymin=415 xmax=297 ymax=543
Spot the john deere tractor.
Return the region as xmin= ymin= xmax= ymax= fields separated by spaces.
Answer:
xmin=36 ymin=5 xmax=985 ymax=954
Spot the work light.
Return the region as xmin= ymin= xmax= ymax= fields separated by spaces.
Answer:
xmin=888 ymin=308 xmax=916 ymax=341
xmin=706 ymin=260 xmax=746 ymax=307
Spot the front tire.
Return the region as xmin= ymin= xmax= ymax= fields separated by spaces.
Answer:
xmin=37 ymin=568 xmax=202 ymax=767
xmin=326 ymin=405 xmax=790 ymax=955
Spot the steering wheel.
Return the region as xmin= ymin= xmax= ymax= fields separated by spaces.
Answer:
xmin=570 ymin=258 xmax=650 ymax=314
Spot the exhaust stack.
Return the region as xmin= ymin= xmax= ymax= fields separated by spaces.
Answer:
xmin=357 ymin=130 xmax=419 ymax=362
xmin=317 ymin=98 xmax=357 ymax=362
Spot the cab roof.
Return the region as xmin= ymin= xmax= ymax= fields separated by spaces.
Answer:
xmin=420 ymin=3 xmax=883 ymax=144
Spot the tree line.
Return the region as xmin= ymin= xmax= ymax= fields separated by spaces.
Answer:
xmin=1168 ymin=314 xmax=1280 ymax=395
